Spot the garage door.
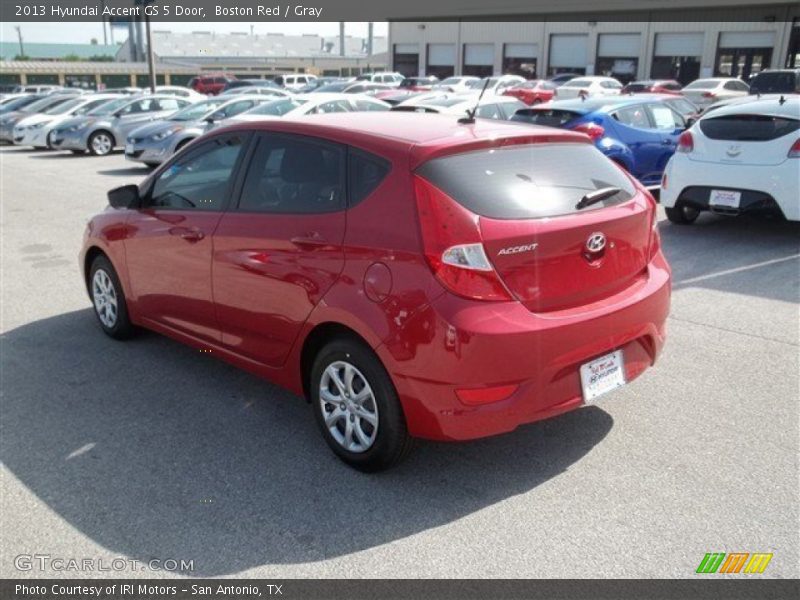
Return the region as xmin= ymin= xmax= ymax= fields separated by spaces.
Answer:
xmin=719 ymin=32 xmax=775 ymax=48
xmin=549 ymin=34 xmax=588 ymax=68
xmin=464 ymin=44 xmax=494 ymax=66
xmin=394 ymin=44 xmax=419 ymax=54
xmin=597 ymin=34 xmax=641 ymax=57
xmin=505 ymin=43 xmax=538 ymax=58
xmin=427 ymin=44 xmax=456 ymax=66
xmin=654 ymin=33 xmax=704 ymax=57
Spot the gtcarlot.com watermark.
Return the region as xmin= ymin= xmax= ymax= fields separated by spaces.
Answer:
xmin=14 ymin=554 xmax=194 ymax=573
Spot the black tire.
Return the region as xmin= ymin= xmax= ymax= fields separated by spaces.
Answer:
xmin=87 ymin=130 xmax=115 ymax=156
xmin=70 ymin=149 xmax=85 ymax=155
xmin=666 ymin=204 xmax=700 ymax=225
xmin=88 ymin=255 xmax=134 ymax=340
xmin=144 ymin=162 xmax=160 ymax=169
xmin=310 ymin=337 xmax=413 ymax=472
xmin=174 ymin=138 xmax=193 ymax=153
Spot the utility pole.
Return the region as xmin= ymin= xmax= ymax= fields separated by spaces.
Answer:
xmin=101 ymin=0 xmax=108 ymax=45
xmin=145 ymin=12 xmax=156 ymax=93
xmin=14 ymin=25 xmax=24 ymax=58
xmin=367 ymin=22 xmax=373 ymax=56
xmin=339 ymin=22 xmax=345 ymax=57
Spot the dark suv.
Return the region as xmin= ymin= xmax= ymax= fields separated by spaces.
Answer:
xmin=749 ymin=69 xmax=800 ymax=95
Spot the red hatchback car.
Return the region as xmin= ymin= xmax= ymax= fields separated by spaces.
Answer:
xmin=81 ymin=113 xmax=671 ymax=471
xmin=189 ymin=73 xmax=237 ymax=95
xmin=503 ymin=79 xmax=557 ymax=105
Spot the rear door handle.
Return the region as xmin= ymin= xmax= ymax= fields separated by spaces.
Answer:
xmin=179 ymin=229 xmax=205 ymax=242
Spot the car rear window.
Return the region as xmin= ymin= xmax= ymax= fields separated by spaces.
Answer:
xmin=416 ymin=143 xmax=635 ymax=220
xmin=750 ymin=72 xmax=799 ymax=94
xmin=624 ymin=83 xmax=649 ymax=92
xmin=512 ymin=108 xmax=583 ymax=127
xmin=699 ymin=114 xmax=800 ymax=141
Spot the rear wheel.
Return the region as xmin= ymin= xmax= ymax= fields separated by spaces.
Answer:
xmin=311 ymin=338 xmax=413 ymax=472
xmin=666 ymin=204 xmax=700 ymax=224
xmin=88 ymin=130 xmax=115 ymax=156
xmin=89 ymin=255 xmax=134 ymax=339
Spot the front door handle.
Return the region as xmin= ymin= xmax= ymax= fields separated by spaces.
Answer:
xmin=291 ymin=234 xmax=328 ymax=249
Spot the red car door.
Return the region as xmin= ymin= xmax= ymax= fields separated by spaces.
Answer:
xmin=123 ymin=132 xmax=249 ymax=343
xmin=212 ymin=132 xmax=347 ymax=367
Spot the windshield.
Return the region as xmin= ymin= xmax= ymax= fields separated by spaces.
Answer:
xmin=0 ymin=96 xmax=41 ymax=112
xmin=439 ymin=77 xmax=462 ymax=86
xmin=169 ymin=99 xmax=227 ymax=121
xmin=23 ymin=96 xmax=69 ymax=113
xmin=88 ymin=97 xmax=132 ymax=116
xmin=467 ymin=78 xmax=498 ymax=89
xmin=43 ymin=97 xmax=84 ymax=115
xmin=684 ymin=80 xmax=718 ymax=90
xmin=246 ymin=98 xmax=307 ymax=116
xmin=750 ymin=72 xmax=799 ymax=94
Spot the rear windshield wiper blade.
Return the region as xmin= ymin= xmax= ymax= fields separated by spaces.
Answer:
xmin=576 ymin=187 xmax=621 ymax=210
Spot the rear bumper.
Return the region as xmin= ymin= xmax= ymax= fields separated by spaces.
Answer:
xmin=379 ymin=252 xmax=671 ymax=441
xmin=661 ymin=156 xmax=799 ymax=221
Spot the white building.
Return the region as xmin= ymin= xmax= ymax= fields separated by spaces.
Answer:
xmin=388 ymin=2 xmax=800 ymax=84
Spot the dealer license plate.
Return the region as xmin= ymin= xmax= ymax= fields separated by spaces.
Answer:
xmin=580 ymin=350 xmax=626 ymax=402
xmin=709 ymin=189 xmax=741 ymax=208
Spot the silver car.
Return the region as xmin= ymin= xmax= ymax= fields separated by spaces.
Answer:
xmin=0 ymin=92 xmax=81 ymax=142
xmin=124 ymin=95 xmax=274 ymax=167
xmin=50 ymin=95 xmax=193 ymax=156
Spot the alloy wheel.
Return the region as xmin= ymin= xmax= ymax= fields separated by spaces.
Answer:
xmin=319 ymin=361 xmax=379 ymax=453
xmin=92 ymin=268 xmax=118 ymax=328
xmin=91 ymin=133 xmax=113 ymax=155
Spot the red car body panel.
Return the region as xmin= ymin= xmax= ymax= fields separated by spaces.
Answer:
xmin=503 ymin=82 xmax=556 ymax=105
xmin=81 ymin=113 xmax=671 ymax=442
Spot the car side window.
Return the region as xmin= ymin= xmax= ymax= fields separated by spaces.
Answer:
xmin=647 ymin=105 xmax=684 ymax=130
xmin=615 ymin=105 xmax=651 ymax=129
xmin=353 ymin=99 xmax=389 ymax=112
xmin=237 ymin=134 xmax=345 ymax=214
xmin=213 ymin=100 xmax=256 ymax=119
xmin=476 ymin=103 xmax=503 ymax=120
xmin=147 ymin=135 xmax=245 ymax=211
xmin=349 ymin=149 xmax=390 ymax=207
xmin=310 ymin=99 xmax=352 ymax=114
xmin=153 ymin=98 xmax=182 ymax=112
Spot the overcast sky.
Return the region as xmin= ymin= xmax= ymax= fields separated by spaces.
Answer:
xmin=1 ymin=21 xmax=388 ymax=45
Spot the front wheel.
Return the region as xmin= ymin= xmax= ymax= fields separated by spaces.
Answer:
xmin=88 ymin=130 xmax=114 ymax=156
xmin=89 ymin=255 xmax=134 ymax=339
xmin=311 ymin=338 xmax=413 ymax=472
xmin=666 ymin=204 xmax=700 ymax=224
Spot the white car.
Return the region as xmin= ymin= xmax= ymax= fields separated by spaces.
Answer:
xmin=226 ymin=93 xmax=390 ymax=123
xmin=681 ymin=78 xmax=750 ymax=110
xmin=465 ymin=75 xmax=526 ymax=95
xmin=220 ymin=86 xmax=292 ymax=98
xmin=273 ymin=74 xmax=318 ymax=91
xmin=432 ymin=76 xmax=481 ymax=93
xmin=660 ymin=96 xmax=799 ymax=224
xmin=12 ymin=93 xmax=123 ymax=148
xmin=356 ymin=72 xmax=405 ymax=87
xmin=391 ymin=93 xmax=526 ymax=120
xmin=152 ymin=86 xmax=206 ymax=101
xmin=554 ymin=76 xmax=623 ymax=99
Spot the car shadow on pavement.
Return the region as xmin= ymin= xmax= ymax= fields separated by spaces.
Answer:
xmin=660 ymin=212 xmax=800 ymax=303
xmin=1 ymin=309 xmax=613 ymax=576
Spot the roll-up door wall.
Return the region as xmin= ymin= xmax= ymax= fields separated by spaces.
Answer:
xmin=427 ymin=43 xmax=456 ymax=79
xmin=463 ymin=43 xmax=494 ymax=77
xmin=548 ymin=34 xmax=588 ymax=75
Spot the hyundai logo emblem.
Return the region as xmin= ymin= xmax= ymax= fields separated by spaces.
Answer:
xmin=585 ymin=232 xmax=607 ymax=253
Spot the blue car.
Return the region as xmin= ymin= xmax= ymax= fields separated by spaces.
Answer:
xmin=511 ymin=95 xmax=692 ymax=187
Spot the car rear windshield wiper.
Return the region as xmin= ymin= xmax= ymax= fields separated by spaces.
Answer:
xmin=576 ymin=187 xmax=621 ymax=210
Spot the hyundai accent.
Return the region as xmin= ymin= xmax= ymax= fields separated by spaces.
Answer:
xmin=80 ymin=112 xmax=671 ymax=471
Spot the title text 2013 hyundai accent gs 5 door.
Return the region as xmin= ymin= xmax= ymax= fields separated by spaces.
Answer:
xmin=80 ymin=113 xmax=671 ymax=471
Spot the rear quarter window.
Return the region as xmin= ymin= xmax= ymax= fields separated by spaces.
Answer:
xmin=512 ymin=109 xmax=582 ymax=127
xmin=416 ymin=143 xmax=636 ymax=220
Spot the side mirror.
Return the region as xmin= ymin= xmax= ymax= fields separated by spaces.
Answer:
xmin=107 ymin=184 xmax=140 ymax=209
xmin=204 ymin=116 xmax=216 ymax=124
xmin=685 ymin=117 xmax=696 ymax=128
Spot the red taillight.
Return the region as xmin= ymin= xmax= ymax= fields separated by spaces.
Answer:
xmin=456 ymin=384 xmax=519 ymax=406
xmin=677 ymin=131 xmax=694 ymax=153
xmin=571 ymin=122 xmax=605 ymax=141
xmin=702 ymin=92 xmax=716 ymax=98
xmin=413 ymin=176 xmax=512 ymax=302
xmin=788 ymin=138 xmax=800 ymax=158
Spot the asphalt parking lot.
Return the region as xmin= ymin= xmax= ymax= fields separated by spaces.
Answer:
xmin=0 ymin=145 xmax=798 ymax=579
